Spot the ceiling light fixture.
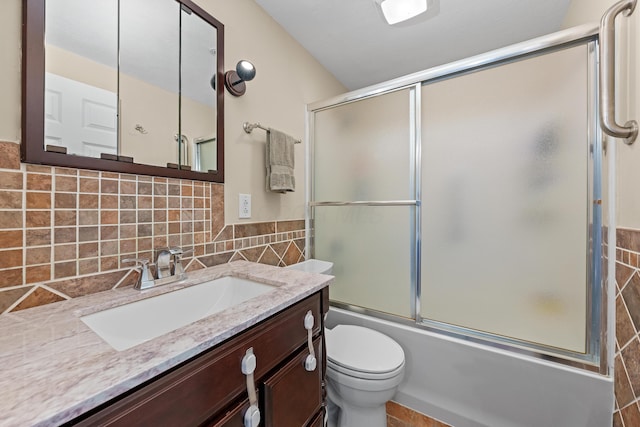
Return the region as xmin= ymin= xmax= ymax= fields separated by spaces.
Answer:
xmin=378 ymin=0 xmax=428 ymax=25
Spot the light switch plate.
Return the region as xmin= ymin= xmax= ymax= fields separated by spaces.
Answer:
xmin=239 ymin=193 xmax=251 ymax=218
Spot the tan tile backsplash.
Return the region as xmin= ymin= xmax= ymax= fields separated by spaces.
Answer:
xmin=0 ymin=141 xmax=306 ymax=314
xmin=614 ymin=228 xmax=640 ymax=426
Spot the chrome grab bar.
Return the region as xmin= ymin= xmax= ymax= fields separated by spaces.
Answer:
xmin=309 ymin=200 xmax=419 ymax=207
xmin=599 ymin=0 xmax=638 ymax=145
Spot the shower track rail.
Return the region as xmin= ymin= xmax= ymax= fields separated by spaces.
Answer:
xmin=309 ymin=200 xmax=419 ymax=207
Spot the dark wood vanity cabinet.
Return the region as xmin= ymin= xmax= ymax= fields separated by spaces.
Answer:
xmin=71 ymin=289 xmax=329 ymax=427
xmin=263 ymin=337 xmax=323 ymax=427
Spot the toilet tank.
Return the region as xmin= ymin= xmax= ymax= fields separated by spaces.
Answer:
xmin=286 ymin=259 xmax=333 ymax=275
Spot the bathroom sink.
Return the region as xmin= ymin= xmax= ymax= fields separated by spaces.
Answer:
xmin=81 ymin=277 xmax=275 ymax=351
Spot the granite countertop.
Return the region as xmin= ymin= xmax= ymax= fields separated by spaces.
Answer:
xmin=0 ymin=261 xmax=333 ymax=427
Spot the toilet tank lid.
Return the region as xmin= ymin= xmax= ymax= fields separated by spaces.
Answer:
xmin=326 ymin=325 xmax=405 ymax=374
xmin=285 ymin=259 xmax=333 ymax=275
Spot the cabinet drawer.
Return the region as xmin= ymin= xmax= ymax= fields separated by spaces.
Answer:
xmin=204 ymin=397 xmax=250 ymax=427
xmin=72 ymin=293 xmax=322 ymax=427
xmin=262 ymin=337 xmax=323 ymax=427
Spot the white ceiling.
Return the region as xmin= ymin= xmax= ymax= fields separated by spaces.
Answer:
xmin=254 ymin=0 xmax=573 ymax=90
xmin=46 ymin=0 xmax=218 ymax=107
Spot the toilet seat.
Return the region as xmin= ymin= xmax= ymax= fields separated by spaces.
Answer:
xmin=326 ymin=325 xmax=405 ymax=380
xmin=327 ymin=358 xmax=405 ymax=380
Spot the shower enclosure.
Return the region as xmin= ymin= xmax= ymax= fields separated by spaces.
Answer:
xmin=307 ymin=25 xmax=610 ymax=370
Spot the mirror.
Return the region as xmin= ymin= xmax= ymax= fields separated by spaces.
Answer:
xmin=22 ymin=0 xmax=225 ymax=182
xmin=180 ymin=5 xmax=218 ymax=171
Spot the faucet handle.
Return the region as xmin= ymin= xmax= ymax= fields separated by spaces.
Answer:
xmin=122 ymin=258 xmax=150 ymax=268
xmin=122 ymin=258 xmax=155 ymax=290
xmin=169 ymin=246 xmax=193 ymax=256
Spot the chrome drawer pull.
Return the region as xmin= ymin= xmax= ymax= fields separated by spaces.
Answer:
xmin=241 ymin=348 xmax=260 ymax=427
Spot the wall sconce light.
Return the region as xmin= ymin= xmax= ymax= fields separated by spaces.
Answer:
xmin=224 ymin=60 xmax=256 ymax=96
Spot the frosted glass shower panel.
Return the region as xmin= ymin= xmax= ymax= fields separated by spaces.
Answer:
xmin=420 ymin=45 xmax=590 ymax=353
xmin=314 ymin=206 xmax=413 ymax=318
xmin=313 ymin=89 xmax=413 ymax=201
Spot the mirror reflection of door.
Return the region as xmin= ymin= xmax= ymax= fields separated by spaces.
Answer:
xmin=45 ymin=73 xmax=117 ymax=157
xmin=44 ymin=0 xmax=118 ymax=157
xmin=43 ymin=0 xmax=219 ymax=171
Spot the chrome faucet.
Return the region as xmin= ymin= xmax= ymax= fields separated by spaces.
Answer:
xmin=122 ymin=258 xmax=155 ymax=290
xmin=124 ymin=246 xmax=193 ymax=290
xmin=170 ymin=246 xmax=192 ymax=280
xmin=155 ymin=248 xmax=173 ymax=279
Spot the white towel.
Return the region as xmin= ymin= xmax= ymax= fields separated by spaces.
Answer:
xmin=266 ymin=129 xmax=295 ymax=193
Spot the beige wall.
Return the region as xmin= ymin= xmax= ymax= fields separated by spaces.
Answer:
xmin=563 ymin=0 xmax=609 ymax=27
xmin=620 ymin=5 xmax=640 ymax=229
xmin=46 ymin=45 xmax=118 ymax=93
xmin=0 ymin=0 xmax=21 ymax=143
xmin=564 ymin=0 xmax=640 ymax=229
xmin=198 ymin=0 xmax=345 ymax=222
xmin=0 ymin=0 xmax=345 ymax=223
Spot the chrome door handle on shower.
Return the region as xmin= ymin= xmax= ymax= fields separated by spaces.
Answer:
xmin=599 ymin=0 xmax=638 ymax=145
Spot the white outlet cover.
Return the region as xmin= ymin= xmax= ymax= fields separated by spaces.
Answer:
xmin=239 ymin=193 xmax=251 ymax=218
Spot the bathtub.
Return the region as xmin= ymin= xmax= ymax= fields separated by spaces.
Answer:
xmin=326 ymin=307 xmax=613 ymax=427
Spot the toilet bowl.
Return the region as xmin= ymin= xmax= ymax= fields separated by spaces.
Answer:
xmin=285 ymin=259 xmax=406 ymax=427
xmin=324 ymin=325 xmax=405 ymax=427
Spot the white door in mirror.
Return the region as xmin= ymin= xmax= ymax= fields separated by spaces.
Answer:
xmin=45 ymin=73 xmax=118 ymax=157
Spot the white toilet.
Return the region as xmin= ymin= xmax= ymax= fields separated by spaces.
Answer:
xmin=286 ymin=259 xmax=406 ymax=427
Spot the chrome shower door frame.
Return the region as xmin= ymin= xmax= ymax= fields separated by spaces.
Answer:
xmin=307 ymin=24 xmax=610 ymax=374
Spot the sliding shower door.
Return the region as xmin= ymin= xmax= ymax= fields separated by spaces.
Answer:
xmin=309 ymin=31 xmax=603 ymax=364
xmin=420 ymin=44 xmax=597 ymax=354
xmin=312 ymin=88 xmax=417 ymax=318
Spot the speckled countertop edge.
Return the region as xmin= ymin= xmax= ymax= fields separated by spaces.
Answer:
xmin=0 ymin=261 xmax=333 ymax=427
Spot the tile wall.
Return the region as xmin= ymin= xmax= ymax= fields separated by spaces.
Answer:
xmin=0 ymin=141 xmax=306 ymax=314
xmin=614 ymin=228 xmax=640 ymax=427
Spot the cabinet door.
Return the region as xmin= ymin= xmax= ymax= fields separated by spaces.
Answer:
xmin=262 ymin=338 xmax=323 ymax=427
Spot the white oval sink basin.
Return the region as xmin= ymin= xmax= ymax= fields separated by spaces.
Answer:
xmin=81 ymin=277 xmax=275 ymax=351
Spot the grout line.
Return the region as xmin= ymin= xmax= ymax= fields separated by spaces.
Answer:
xmin=617 ymin=332 xmax=640 ymax=355
xmin=49 ymin=173 xmax=55 ymax=281
xmin=39 ymin=284 xmax=71 ymax=300
xmin=619 ymin=344 xmax=639 ymax=407
xmin=0 ymin=284 xmax=34 ymax=292
xmin=618 ymin=398 xmax=640 ymax=413
xmin=3 ymin=285 xmax=38 ymax=314
xmin=112 ymin=268 xmax=133 ymax=290
xmin=22 ymin=169 xmax=27 ymax=287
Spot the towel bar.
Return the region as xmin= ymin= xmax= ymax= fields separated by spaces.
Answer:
xmin=243 ymin=122 xmax=301 ymax=143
